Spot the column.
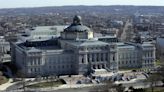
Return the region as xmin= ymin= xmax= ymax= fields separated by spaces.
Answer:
xmin=100 ymin=64 xmax=102 ymax=69
xmin=89 ymin=53 xmax=92 ymax=63
xmin=84 ymin=54 xmax=87 ymax=64
xmin=99 ymin=53 xmax=101 ymax=62
xmin=96 ymin=65 xmax=98 ymax=69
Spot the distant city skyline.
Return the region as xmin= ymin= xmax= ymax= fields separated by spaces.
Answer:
xmin=0 ymin=0 xmax=164 ymax=9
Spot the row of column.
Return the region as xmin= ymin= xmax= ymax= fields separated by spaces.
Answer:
xmin=144 ymin=50 xmax=155 ymax=58
xmin=82 ymin=53 xmax=108 ymax=63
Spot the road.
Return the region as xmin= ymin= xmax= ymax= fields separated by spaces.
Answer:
xmin=4 ymin=80 xmax=163 ymax=92
xmin=46 ymin=87 xmax=92 ymax=92
xmin=120 ymin=20 xmax=134 ymax=42
xmin=5 ymin=82 xmax=23 ymax=91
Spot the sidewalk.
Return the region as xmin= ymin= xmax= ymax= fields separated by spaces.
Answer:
xmin=25 ymin=83 xmax=104 ymax=92
xmin=0 ymin=79 xmax=16 ymax=91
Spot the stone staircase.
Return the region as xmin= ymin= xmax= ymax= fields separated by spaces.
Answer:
xmin=93 ymin=69 xmax=109 ymax=75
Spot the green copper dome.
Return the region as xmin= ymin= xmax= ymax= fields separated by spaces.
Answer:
xmin=64 ymin=15 xmax=91 ymax=32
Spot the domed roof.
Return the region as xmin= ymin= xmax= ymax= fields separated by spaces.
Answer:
xmin=64 ymin=15 xmax=91 ymax=32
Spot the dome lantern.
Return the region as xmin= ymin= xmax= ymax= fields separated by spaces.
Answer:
xmin=73 ymin=15 xmax=82 ymax=25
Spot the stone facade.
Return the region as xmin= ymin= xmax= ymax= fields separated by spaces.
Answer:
xmin=117 ymin=42 xmax=155 ymax=69
xmin=11 ymin=16 xmax=156 ymax=77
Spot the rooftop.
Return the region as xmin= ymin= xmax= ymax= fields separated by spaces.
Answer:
xmin=141 ymin=42 xmax=154 ymax=47
xmin=18 ymin=39 xmax=62 ymax=52
xmin=20 ymin=25 xmax=68 ymax=41
xmin=116 ymin=42 xmax=136 ymax=49
xmin=32 ymin=25 xmax=68 ymax=32
xmin=65 ymin=39 xmax=109 ymax=47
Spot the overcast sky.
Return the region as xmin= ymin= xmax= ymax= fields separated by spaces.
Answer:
xmin=0 ymin=0 xmax=164 ymax=8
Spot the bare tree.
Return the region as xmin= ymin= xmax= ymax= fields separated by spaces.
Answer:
xmin=49 ymin=75 xmax=54 ymax=90
xmin=158 ymin=63 xmax=164 ymax=85
xmin=15 ymin=70 xmax=26 ymax=92
xmin=115 ymin=84 xmax=125 ymax=92
xmin=146 ymin=73 xmax=162 ymax=92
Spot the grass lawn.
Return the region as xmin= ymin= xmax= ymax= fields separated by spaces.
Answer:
xmin=145 ymin=87 xmax=164 ymax=92
xmin=155 ymin=60 xmax=161 ymax=66
xmin=120 ymin=67 xmax=142 ymax=71
xmin=0 ymin=76 xmax=8 ymax=85
xmin=120 ymin=67 xmax=155 ymax=72
xmin=27 ymin=80 xmax=64 ymax=88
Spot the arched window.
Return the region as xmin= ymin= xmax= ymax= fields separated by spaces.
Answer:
xmin=102 ymin=64 xmax=105 ymax=68
xmin=98 ymin=65 xmax=100 ymax=69
xmin=113 ymin=55 xmax=115 ymax=61
xmin=81 ymin=58 xmax=84 ymax=63
xmin=93 ymin=65 xmax=96 ymax=69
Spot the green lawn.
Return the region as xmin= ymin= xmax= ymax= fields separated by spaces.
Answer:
xmin=145 ymin=87 xmax=164 ymax=92
xmin=120 ymin=67 xmax=156 ymax=72
xmin=119 ymin=67 xmax=141 ymax=71
xmin=27 ymin=80 xmax=64 ymax=88
xmin=155 ymin=60 xmax=161 ymax=66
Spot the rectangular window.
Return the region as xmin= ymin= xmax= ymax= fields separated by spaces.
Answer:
xmin=38 ymin=59 xmax=41 ymax=65
xmin=38 ymin=68 xmax=40 ymax=72
xmin=113 ymin=55 xmax=115 ymax=61
xmin=34 ymin=59 xmax=37 ymax=65
xmin=87 ymin=54 xmax=90 ymax=62
xmin=82 ymin=57 xmax=84 ymax=63
xmin=92 ymin=53 xmax=94 ymax=62
xmin=34 ymin=68 xmax=37 ymax=72
xmin=31 ymin=68 xmax=33 ymax=72
xmin=30 ymin=60 xmax=33 ymax=66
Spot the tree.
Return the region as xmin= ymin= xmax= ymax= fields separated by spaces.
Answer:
xmin=83 ymin=62 xmax=94 ymax=77
xmin=0 ymin=71 xmax=2 ymax=76
xmin=146 ymin=73 xmax=163 ymax=92
xmin=128 ymin=86 xmax=135 ymax=92
xmin=158 ymin=63 xmax=164 ymax=85
xmin=15 ymin=70 xmax=26 ymax=92
xmin=49 ymin=75 xmax=55 ymax=90
xmin=127 ymin=86 xmax=146 ymax=92
xmin=115 ymin=84 xmax=125 ymax=92
xmin=35 ymin=75 xmax=42 ymax=82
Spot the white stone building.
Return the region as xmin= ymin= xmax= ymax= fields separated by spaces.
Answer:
xmin=11 ymin=16 xmax=156 ymax=77
xmin=117 ymin=42 xmax=155 ymax=68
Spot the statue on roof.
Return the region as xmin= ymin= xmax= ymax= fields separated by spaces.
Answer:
xmin=73 ymin=15 xmax=82 ymax=25
xmin=134 ymin=34 xmax=142 ymax=43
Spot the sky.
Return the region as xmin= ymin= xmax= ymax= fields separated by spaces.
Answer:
xmin=0 ymin=0 xmax=164 ymax=9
